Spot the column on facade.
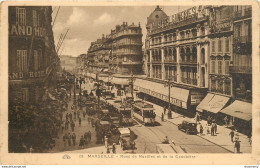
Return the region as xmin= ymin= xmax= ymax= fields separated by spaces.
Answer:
xmin=161 ymin=33 xmax=164 ymax=43
xmin=161 ymin=47 xmax=165 ymax=80
xmin=197 ymin=44 xmax=201 ymax=87
xmin=176 ymin=46 xmax=181 ymax=83
xmin=204 ymin=22 xmax=209 ymax=36
xmin=204 ymin=43 xmax=209 ymax=88
xmin=176 ymin=29 xmax=180 ymax=41
xmin=149 ymin=49 xmax=153 ymax=78
xmin=197 ymin=24 xmax=202 ymax=37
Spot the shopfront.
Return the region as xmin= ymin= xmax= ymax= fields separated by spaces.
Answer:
xmin=134 ymin=78 xmax=205 ymax=117
xmin=196 ymin=93 xmax=230 ymax=122
xmin=220 ymin=100 xmax=252 ymax=135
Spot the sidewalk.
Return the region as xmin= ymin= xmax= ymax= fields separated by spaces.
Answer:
xmin=62 ymin=144 xmax=126 ymax=154
xmin=151 ymin=102 xmax=252 ymax=153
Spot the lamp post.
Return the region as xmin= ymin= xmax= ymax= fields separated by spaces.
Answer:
xmin=128 ymin=73 xmax=136 ymax=102
xmin=77 ymin=76 xmax=85 ymax=99
xmin=73 ymin=75 xmax=76 ymax=101
xmin=164 ymin=77 xmax=174 ymax=119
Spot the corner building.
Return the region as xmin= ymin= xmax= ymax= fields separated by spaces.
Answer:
xmin=135 ymin=6 xmax=211 ymax=116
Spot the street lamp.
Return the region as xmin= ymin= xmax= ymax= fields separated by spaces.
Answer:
xmin=164 ymin=77 xmax=174 ymax=119
xmin=77 ymin=76 xmax=85 ymax=99
xmin=127 ymin=73 xmax=136 ymax=102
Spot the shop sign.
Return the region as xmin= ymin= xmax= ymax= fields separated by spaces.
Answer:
xmin=171 ymin=6 xmax=208 ymax=24
xmin=9 ymin=71 xmax=46 ymax=80
xmin=9 ymin=25 xmax=47 ymax=37
xmin=215 ymin=19 xmax=232 ymax=32
xmin=190 ymin=92 xmax=204 ymax=105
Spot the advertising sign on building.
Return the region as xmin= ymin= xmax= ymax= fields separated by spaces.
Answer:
xmin=190 ymin=91 xmax=205 ymax=105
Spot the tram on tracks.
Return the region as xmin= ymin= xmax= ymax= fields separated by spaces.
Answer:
xmin=113 ymin=100 xmax=133 ymax=126
xmin=132 ymin=100 xmax=156 ymax=126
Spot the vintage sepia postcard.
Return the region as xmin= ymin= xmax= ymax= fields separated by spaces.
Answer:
xmin=0 ymin=0 xmax=259 ymax=165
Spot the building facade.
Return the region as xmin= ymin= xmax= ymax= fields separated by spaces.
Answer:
xmin=8 ymin=6 xmax=58 ymax=104
xmin=231 ymin=5 xmax=252 ymax=102
xmin=136 ymin=6 xmax=210 ymax=115
xmin=110 ymin=22 xmax=143 ymax=75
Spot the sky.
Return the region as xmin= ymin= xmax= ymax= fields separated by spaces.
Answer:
xmin=52 ymin=6 xmax=191 ymax=57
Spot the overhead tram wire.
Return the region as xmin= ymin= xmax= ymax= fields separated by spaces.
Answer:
xmin=57 ymin=29 xmax=69 ymax=53
xmin=56 ymin=33 xmax=63 ymax=52
xmin=52 ymin=6 xmax=57 ymax=14
xmin=52 ymin=6 xmax=60 ymax=28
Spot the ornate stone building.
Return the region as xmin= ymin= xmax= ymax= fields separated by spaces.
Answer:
xmin=136 ymin=6 xmax=211 ymax=115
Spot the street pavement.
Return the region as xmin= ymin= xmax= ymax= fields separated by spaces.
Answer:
xmin=50 ymin=80 xmax=251 ymax=153
xmin=147 ymin=101 xmax=252 ymax=153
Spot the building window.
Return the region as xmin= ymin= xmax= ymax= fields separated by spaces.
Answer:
xmin=123 ymin=56 xmax=127 ymax=62
xmin=218 ymin=61 xmax=222 ymax=74
xmin=217 ymin=80 xmax=223 ymax=93
xmin=218 ymin=39 xmax=222 ymax=52
xmin=225 ymin=38 xmax=230 ymax=52
xmin=17 ymin=50 xmax=27 ymax=72
xmin=34 ymin=50 xmax=39 ymax=71
xmin=211 ymin=79 xmax=216 ymax=91
xmin=16 ymin=7 xmax=26 ymax=26
xmin=211 ymin=61 xmax=215 ymax=74
xmin=21 ymin=88 xmax=29 ymax=103
xmin=224 ymin=79 xmax=231 ymax=95
xmin=212 ymin=41 xmax=215 ymax=53
xmin=225 ymin=61 xmax=229 ymax=74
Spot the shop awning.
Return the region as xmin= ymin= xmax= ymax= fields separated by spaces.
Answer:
xmin=220 ymin=100 xmax=252 ymax=121
xmin=196 ymin=93 xmax=214 ymax=112
xmin=111 ymin=77 xmax=129 ymax=85
xmin=196 ymin=93 xmax=230 ymax=113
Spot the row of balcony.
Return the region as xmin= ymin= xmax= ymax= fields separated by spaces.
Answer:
xmin=234 ymin=9 xmax=252 ymax=20
xmin=233 ymin=35 xmax=252 ymax=44
xmin=229 ymin=65 xmax=252 ymax=74
xmin=113 ymin=52 xmax=141 ymax=55
xmin=113 ymin=42 xmax=142 ymax=47
xmin=181 ymin=77 xmax=197 ymax=85
xmin=111 ymin=31 xmax=142 ymax=39
xmin=148 ymin=59 xmax=197 ymax=64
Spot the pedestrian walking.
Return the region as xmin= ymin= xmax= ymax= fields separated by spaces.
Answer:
xmin=224 ymin=116 xmax=228 ymax=127
xmin=72 ymin=133 xmax=76 ymax=146
xmin=163 ymin=106 xmax=167 ymax=115
xmin=79 ymin=136 xmax=85 ymax=149
xmin=104 ymin=136 xmax=108 ymax=147
xmin=214 ymin=122 xmax=217 ymax=134
xmin=84 ymin=132 xmax=88 ymax=143
xmin=74 ymin=111 xmax=76 ymax=120
xmin=69 ymin=113 xmax=72 ymax=121
xmin=234 ymin=140 xmax=241 ymax=153
xmin=71 ymin=121 xmax=75 ymax=131
xmin=211 ymin=124 xmax=214 ymax=136
xmin=79 ymin=117 xmax=81 ymax=127
xmin=207 ymin=124 xmax=210 ymax=135
xmin=112 ymin=143 xmax=116 ymax=154
xmin=88 ymin=131 xmax=91 ymax=142
xmin=200 ymin=123 xmax=203 ymax=135
xmin=63 ymin=133 xmax=68 ymax=147
xmin=68 ymin=133 xmax=71 ymax=146
xmin=161 ymin=112 xmax=164 ymax=121
xmin=66 ymin=113 xmax=69 ymax=121
xmin=229 ymin=129 xmax=235 ymax=142
xmin=83 ymin=111 xmax=86 ymax=119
